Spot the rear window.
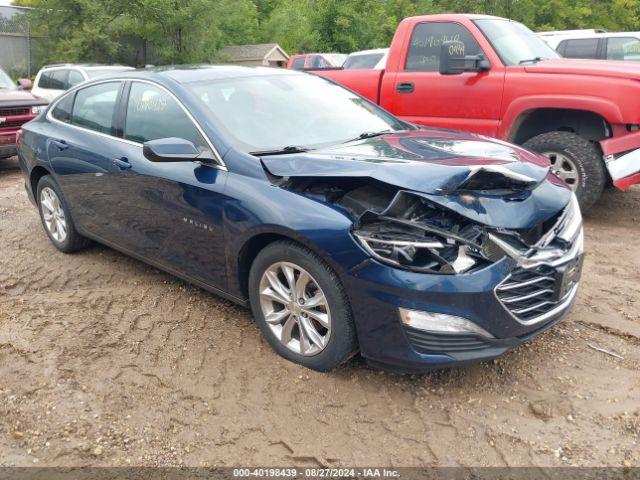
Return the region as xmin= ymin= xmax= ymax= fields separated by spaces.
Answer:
xmin=343 ymin=53 xmax=384 ymax=70
xmin=560 ymin=38 xmax=599 ymax=59
xmin=85 ymin=68 xmax=132 ymax=79
xmin=38 ymin=70 xmax=68 ymax=89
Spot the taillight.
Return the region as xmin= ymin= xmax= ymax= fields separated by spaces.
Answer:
xmin=16 ymin=129 xmax=23 ymax=146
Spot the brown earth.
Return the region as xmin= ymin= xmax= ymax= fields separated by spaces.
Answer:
xmin=0 ymin=156 xmax=638 ymax=468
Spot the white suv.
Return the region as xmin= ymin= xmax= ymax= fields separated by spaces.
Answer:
xmin=539 ymin=30 xmax=640 ymax=62
xmin=32 ymin=64 xmax=135 ymax=102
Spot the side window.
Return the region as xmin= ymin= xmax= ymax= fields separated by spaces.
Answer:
xmin=606 ymin=37 xmax=640 ymax=61
xmin=124 ymin=82 xmax=207 ymax=149
xmin=291 ymin=57 xmax=305 ymax=70
xmin=68 ymin=70 xmax=84 ymax=88
xmin=71 ymin=82 xmax=121 ymax=134
xmin=38 ymin=71 xmax=53 ymax=89
xmin=406 ymin=22 xmax=482 ymax=72
xmin=50 ymin=70 xmax=69 ymax=89
xmin=562 ymin=39 xmax=599 ymax=59
xmin=51 ymin=93 xmax=74 ymax=123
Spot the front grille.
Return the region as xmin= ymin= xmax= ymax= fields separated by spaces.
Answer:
xmin=404 ymin=327 xmax=492 ymax=355
xmin=0 ymin=107 xmax=30 ymax=116
xmin=495 ymin=259 xmax=581 ymax=323
xmin=0 ymin=120 xmax=27 ymax=130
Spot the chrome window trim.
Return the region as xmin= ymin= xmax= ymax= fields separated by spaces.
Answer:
xmin=46 ymin=77 xmax=227 ymax=170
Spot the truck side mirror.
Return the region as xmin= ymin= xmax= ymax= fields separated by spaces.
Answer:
xmin=439 ymin=41 xmax=491 ymax=75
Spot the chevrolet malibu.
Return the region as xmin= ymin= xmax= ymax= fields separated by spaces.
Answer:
xmin=17 ymin=66 xmax=584 ymax=372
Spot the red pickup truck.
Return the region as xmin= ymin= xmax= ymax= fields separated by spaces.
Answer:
xmin=0 ymin=68 xmax=47 ymax=160
xmin=316 ymin=14 xmax=640 ymax=210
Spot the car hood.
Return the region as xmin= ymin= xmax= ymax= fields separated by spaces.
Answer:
xmin=524 ymin=58 xmax=640 ymax=81
xmin=261 ymin=129 xmax=572 ymax=229
xmin=0 ymin=88 xmax=47 ymax=106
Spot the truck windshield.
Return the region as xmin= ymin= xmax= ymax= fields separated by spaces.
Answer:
xmin=0 ymin=69 xmax=17 ymax=90
xmin=475 ymin=19 xmax=561 ymax=66
xmin=189 ymin=73 xmax=406 ymax=154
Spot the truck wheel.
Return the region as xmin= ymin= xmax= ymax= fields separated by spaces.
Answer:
xmin=523 ymin=131 xmax=606 ymax=211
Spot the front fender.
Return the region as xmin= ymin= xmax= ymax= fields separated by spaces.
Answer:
xmin=500 ymin=95 xmax=623 ymax=141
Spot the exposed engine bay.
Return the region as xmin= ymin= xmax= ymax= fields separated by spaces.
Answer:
xmin=276 ymin=176 xmax=577 ymax=275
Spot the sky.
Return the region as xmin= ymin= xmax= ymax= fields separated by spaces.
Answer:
xmin=0 ymin=0 xmax=14 ymax=5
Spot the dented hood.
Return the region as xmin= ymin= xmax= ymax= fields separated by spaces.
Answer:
xmin=261 ymin=129 xmax=573 ymax=229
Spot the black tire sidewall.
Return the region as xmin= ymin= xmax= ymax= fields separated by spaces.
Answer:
xmin=36 ymin=175 xmax=85 ymax=253
xmin=523 ymin=131 xmax=606 ymax=211
xmin=248 ymin=241 xmax=357 ymax=372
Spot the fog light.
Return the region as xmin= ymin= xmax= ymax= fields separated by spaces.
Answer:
xmin=399 ymin=308 xmax=494 ymax=338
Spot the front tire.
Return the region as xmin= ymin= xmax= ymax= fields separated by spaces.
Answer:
xmin=36 ymin=175 xmax=90 ymax=253
xmin=523 ymin=131 xmax=607 ymax=211
xmin=248 ymin=240 xmax=357 ymax=372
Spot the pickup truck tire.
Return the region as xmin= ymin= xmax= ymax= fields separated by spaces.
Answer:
xmin=36 ymin=175 xmax=90 ymax=253
xmin=523 ymin=131 xmax=606 ymax=211
xmin=248 ymin=240 xmax=357 ymax=372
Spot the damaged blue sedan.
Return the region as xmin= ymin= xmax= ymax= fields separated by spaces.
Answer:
xmin=17 ymin=66 xmax=583 ymax=372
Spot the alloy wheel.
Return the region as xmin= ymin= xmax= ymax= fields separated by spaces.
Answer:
xmin=544 ymin=151 xmax=579 ymax=191
xmin=258 ymin=261 xmax=331 ymax=356
xmin=40 ymin=187 xmax=68 ymax=243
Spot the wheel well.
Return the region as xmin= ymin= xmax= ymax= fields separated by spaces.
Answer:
xmin=510 ymin=109 xmax=610 ymax=145
xmin=237 ymin=233 xmax=297 ymax=299
xmin=30 ymin=166 xmax=50 ymax=200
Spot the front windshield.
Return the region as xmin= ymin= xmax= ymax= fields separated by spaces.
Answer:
xmin=0 ymin=69 xmax=16 ymax=90
xmin=189 ymin=73 xmax=406 ymax=153
xmin=475 ymin=19 xmax=561 ymax=65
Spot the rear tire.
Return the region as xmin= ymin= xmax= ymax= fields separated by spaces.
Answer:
xmin=36 ymin=175 xmax=90 ymax=253
xmin=523 ymin=131 xmax=607 ymax=211
xmin=248 ymin=240 xmax=357 ymax=372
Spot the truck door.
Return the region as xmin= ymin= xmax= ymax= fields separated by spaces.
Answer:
xmin=386 ymin=21 xmax=505 ymax=137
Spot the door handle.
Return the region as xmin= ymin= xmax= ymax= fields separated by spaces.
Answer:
xmin=113 ymin=157 xmax=132 ymax=170
xmin=396 ymin=82 xmax=415 ymax=94
xmin=52 ymin=139 xmax=68 ymax=151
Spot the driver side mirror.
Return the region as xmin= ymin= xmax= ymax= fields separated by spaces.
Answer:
xmin=17 ymin=78 xmax=33 ymax=90
xmin=143 ymin=137 xmax=201 ymax=162
xmin=439 ymin=41 xmax=491 ymax=75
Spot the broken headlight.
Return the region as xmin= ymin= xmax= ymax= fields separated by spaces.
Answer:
xmin=353 ymin=219 xmax=485 ymax=274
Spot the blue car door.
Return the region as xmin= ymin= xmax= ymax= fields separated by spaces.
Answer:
xmin=109 ymin=80 xmax=230 ymax=291
xmin=47 ymin=81 xmax=139 ymax=243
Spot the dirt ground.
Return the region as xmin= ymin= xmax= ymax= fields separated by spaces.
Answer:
xmin=0 ymin=156 xmax=639 ymax=468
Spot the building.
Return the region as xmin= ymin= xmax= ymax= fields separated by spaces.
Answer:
xmin=220 ymin=43 xmax=289 ymax=68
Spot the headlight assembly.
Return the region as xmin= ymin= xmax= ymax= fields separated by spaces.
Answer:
xmin=31 ymin=105 xmax=46 ymax=115
xmin=353 ymin=222 xmax=483 ymax=274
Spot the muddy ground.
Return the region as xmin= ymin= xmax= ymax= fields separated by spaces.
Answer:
xmin=0 ymin=156 xmax=638 ymax=468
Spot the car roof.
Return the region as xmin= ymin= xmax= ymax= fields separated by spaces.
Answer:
xmin=41 ymin=64 xmax=134 ymax=71
xmin=93 ymin=65 xmax=304 ymax=84
xmin=540 ymin=32 xmax=640 ymax=41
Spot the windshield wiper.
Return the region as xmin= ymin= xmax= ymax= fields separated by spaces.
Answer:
xmin=249 ymin=145 xmax=310 ymax=156
xmin=342 ymin=129 xmax=395 ymax=144
xmin=519 ymin=57 xmax=545 ymax=65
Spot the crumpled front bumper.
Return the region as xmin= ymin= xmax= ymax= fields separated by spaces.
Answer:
xmin=601 ymin=131 xmax=640 ymax=190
